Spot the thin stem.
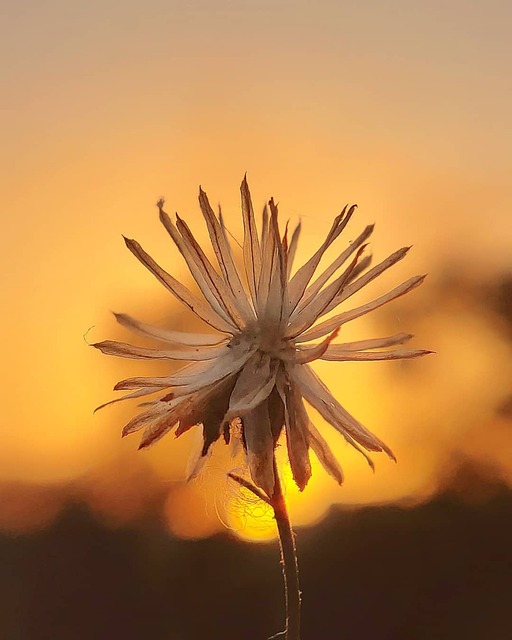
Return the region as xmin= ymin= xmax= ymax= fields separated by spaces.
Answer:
xmin=269 ymin=457 xmax=301 ymax=640
xmin=228 ymin=461 xmax=302 ymax=640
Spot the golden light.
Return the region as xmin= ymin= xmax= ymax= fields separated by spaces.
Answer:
xmin=3 ymin=180 xmax=512 ymax=540
xmin=3 ymin=7 xmax=512 ymax=537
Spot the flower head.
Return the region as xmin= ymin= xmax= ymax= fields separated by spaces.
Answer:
xmin=94 ymin=177 xmax=429 ymax=496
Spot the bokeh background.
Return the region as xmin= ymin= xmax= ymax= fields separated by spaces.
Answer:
xmin=2 ymin=1 xmax=512 ymax=638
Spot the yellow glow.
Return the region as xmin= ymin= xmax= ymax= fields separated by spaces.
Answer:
xmin=224 ymin=489 xmax=277 ymax=543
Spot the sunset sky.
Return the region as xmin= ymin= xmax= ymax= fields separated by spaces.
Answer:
xmin=2 ymin=0 xmax=512 ymax=539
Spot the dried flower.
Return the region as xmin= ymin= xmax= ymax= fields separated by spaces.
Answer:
xmin=94 ymin=177 xmax=429 ymax=496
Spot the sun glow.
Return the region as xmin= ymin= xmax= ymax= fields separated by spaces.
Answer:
xmin=3 ymin=192 xmax=512 ymax=538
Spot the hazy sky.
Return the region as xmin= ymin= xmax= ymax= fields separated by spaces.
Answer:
xmin=2 ymin=0 xmax=512 ymax=537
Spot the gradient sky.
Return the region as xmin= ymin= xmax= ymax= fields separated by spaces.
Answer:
xmin=2 ymin=0 xmax=512 ymax=537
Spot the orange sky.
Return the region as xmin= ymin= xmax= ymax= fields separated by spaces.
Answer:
xmin=2 ymin=0 xmax=512 ymax=539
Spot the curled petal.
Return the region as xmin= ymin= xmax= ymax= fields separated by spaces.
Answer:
xmin=292 ymin=329 xmax=340 ymax=364
xmin=346 ymin=434 xmax=376 ymax=470
xmin=226 ymin=353 xmax=278 ymax=418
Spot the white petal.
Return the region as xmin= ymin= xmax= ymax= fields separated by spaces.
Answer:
xmin=322 ymin=332 xmax=413 ymax=351
xmin=297 ymin=275 xmax=426 ymax=342
xmin=286 ymin=221 xmax=301 ymax=279
xmin=92 ymin=340 xmax=226 ymax=361
xmin=241 ymin=176 xmax=262 ymax=307
xmin=114 ymin=359 xmax=217 ymax=390
xmin=115 ymin=343 xmax=256 ymax=395
xmin=300 ymin=223 xmax=374 ymax=307
xmin=177 ymin=213 xmax=250 ymax=328
xmin=287 ymin=205 xmax=356 ymax=313
xmin=113 ymin=313 xmax=227 ymax=347
xmin=198 ymin=188 xmax=256 ymax=322
xmin=258 ymin=201 xmax=286 ymax=325
xmin=123 ymin=236 xmax=235 ymax=334
xmin=319 ymin=347 xmax=433 ymax=362
xmin=288 ymin=244 xmax=367 ymax=337
xmin=158 ymin=208 xmax=245 ymax=329
xmin=323 ymin=246 xmax=411 ymax=316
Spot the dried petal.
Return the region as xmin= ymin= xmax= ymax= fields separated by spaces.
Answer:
xmin=158 ymin=207 xmax=244 ymax=328
xmin=300 ymin=223 xmax=374 ymax=306
xmin=290 ymin=363 xmax=395 ymax=459
xmin=288 ymin=244 xmax=367 ymax=337
xmin=242 ymin=401 xmax=276 ymax=496
xmin=319 ymin=347 xmax=434 ymax=362
xmin=287 ymin=205 xmax=355 ymax=313
xmin=324 ymin=246 xmax=412 ymax=315
xmin=124 ymin=237 xmax=236 ymax=333
xmin=226 ymin=353 xmax=278 ymax=418
xmin=198 ymin=188 xmax=256 ymax=322
xmin=307 ymin=421 xmax=344 ymax=484
xmin=92 ymin=340 xmax=225 ymax=361
xmin=279 ymin=380 xmax=312 ymax=491
xmin=297 ymin=275 xmax=426 ymax=342
xmin=113 ymin=312 xmax=227 ymax=346
xmin=241 ymin=176 xmax=262 ymax=306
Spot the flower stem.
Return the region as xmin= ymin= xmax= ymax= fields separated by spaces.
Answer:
xmin=269 ymin=457 xmax=301 ymax=640
xmin=228 ymin=461 xmax=302 ymax=640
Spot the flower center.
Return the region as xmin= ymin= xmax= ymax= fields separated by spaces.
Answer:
xmin=236 ymin=324 xmax=294 ymax=360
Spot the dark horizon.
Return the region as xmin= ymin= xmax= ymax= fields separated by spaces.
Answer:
xmin=2 ymin=461 xmax=510 ymax=640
